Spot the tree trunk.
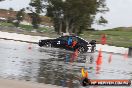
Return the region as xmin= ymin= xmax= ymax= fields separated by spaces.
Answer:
xmin=65 ymin=19 xmax=69 ymax=33
xmin=59 ymin=20 xmax=62 ymax=34
xmin=69 ymin=23 xmax=74 ymax=33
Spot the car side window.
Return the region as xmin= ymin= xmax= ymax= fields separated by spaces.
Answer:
xmin=58 ymin=36 xmax=68 ymax=41
xmin=72 ymin=37 xmax=78 ymax=42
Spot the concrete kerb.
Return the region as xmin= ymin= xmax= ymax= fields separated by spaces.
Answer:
xmin=0 ymin=78 xmax=67 ymax=88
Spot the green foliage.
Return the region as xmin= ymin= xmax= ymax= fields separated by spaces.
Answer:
xmin=9 ymin=8 xmax=14 ymax=11
xmin=28 ymin=0 xmax=44 ymax=29
xmin=0 ymin=22 xmax=14 ymax=27
xmin=15 ymin=8 xmax=25 ymax=27
xmin=46 ymin=0 xmax=108 ymax=34
xmin=19 ymin=24 xmax=50 ymax=33
xmin=27 ymin=0 xmax=108 ymax=34
xmin=29 ymin=0 xmax=44 ymax=14
xmin=98 ymin=16 xmax=108 ymax=25
xmin=28 ymin=12 xmax=41 ymax=29
xmin=19 ymin=24 xmax=33 ymax=31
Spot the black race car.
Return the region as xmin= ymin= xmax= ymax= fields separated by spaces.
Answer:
xmin=38 ymin=35 xmax=96 ymax=53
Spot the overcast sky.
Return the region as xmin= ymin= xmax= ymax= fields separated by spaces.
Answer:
xmin=0 ymin=0 xmax=30 ymax=10
xmin=0 ymin=0 xmax=132 ymax=30
xmin=93 ymin=0 xmax=132 ymax=30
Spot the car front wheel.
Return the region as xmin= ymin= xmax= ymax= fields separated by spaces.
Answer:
xmin=78 ymin=46 xmax=87 ymax=53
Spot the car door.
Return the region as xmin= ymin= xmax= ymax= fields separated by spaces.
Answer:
xmin=53 ymin=36 xmax=68 ymax=49
xmin=64 ymin=36 xmax=79 ymax=50
xmin=70 ymin=36 xmax=78 ymax=49
xmin=76 ymin=37 xmax=86 ymax=46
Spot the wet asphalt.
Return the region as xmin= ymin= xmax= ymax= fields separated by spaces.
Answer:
xmin=0 ymin=39 xmax=132 ymax=88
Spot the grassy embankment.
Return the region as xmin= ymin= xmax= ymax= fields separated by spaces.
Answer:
xmin=0 ymin=22 xmax=58 ymax=38
xmin=81 ymin=27 xmax=132 ymax=48
xmin=0 ymin=22 xmax=132 ymax=48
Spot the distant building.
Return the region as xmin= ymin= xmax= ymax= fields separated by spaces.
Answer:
xmin=0 ymin=9 xmax=53 ymax=27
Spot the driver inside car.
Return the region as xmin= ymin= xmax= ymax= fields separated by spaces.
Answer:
xmin=68 ymin=37 xmax=73 ymax=46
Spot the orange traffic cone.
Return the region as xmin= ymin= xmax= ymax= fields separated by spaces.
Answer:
xmin=96 ymin=65 xmax=101 ymax=74
xmin=101 ymin=34 xmax=106 ymax=45
xmin=71 ymin=49 xmax=78 ymax=63
xmin=96 ymin=48 xmax=102 ymax=65
xmin=108 ymin=53 xmax=112 ymax=63
xmin=81 ymin=68 xmax=91 ymax=87
xmin=85 ymin=71 xmax=88 ymax=78
xmin=124 ymin=51 xmax=128 ymax=59
xmin=81 ymin=68 xmax=89 ymax=78
xmin=28 ymin=43 xmax=32 ymax=49
xmin=75 ymin=49 xmax=78 ymax=57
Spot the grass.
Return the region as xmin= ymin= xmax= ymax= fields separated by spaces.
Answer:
xmin=19 ymin=24 xmax=49 ymax=32
xmin=0 ymin=21 xmax=59 ymax=38
xmin=0 ymin=22 xmax=49 ymax=32
xmin=19 ymin=24 xmax=33 ymax=31
xmin=19 ymin=24 xmax=50 ymax=32
xmin=80 ymin=30 xmax=132 ymax=48
xmin=0 ymin=22 xmax=14 ymax=27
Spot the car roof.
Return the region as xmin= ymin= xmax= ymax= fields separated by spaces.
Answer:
xmin=60 ymin=35 xmax=89 ymax=43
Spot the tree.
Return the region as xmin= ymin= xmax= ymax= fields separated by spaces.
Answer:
xmin=15 ymin=8 xmax=25 ymax=27
xmin=28 ymin=0 xmax=44 ymax=29
xmin=28 ymin=12 xmax=41 ymax=29
xmin=9 ymin=8 xmax=14 ymax=11
xmin=45 ymin=0 xmax=108 ymax=34
xmin=7 ymin=8 xmax=14 ymax=23
xmin=98 ymin=16 xmax=108 ymax=25
xmin=29 ymin=0 xmax=44 ymax=14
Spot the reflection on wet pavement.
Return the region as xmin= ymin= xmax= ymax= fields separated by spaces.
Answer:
xmin=0 ymin=39 xmax=132 ymax=88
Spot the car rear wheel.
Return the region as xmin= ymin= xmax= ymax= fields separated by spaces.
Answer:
xmin=91 ymin=45 xmax=96 ymax=52
xmin=45 ymin=42 xmax=52 ymax=47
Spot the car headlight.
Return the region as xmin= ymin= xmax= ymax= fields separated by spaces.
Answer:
xmin=87 ymin=44 xmax=91 ymax=47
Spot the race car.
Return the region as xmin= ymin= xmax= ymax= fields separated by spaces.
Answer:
xmin=38 ymin=35 xmax=96 ymax=53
